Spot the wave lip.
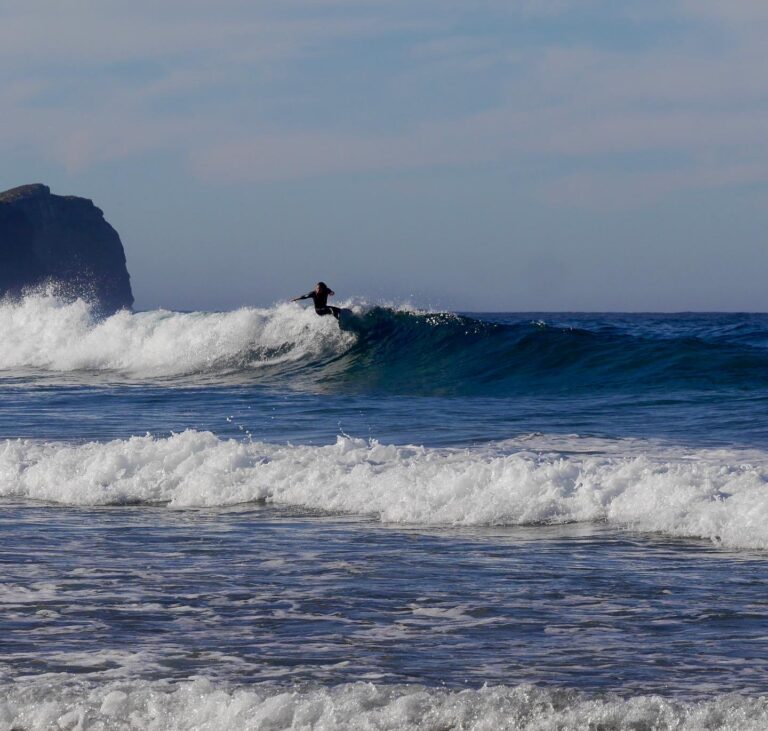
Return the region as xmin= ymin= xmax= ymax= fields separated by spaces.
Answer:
xmin=3 ymin=431 xmax=768 ymax=550
xmin=1 ymin=678 xmax=767 ymax=730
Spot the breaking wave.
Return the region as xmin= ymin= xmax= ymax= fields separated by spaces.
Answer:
xmin=0 ymin=291 xmax=351 ymax=380
xmin=2 ymin=292 xmax=768 ymax=394
xmin=1 ymin=677 xmax=767 ymax=730
xmin=2 ymin=431 xmax=768 ymax=550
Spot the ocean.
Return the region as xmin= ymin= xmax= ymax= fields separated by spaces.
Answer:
xmin=2 ymin=291 xmax=768 ymax=729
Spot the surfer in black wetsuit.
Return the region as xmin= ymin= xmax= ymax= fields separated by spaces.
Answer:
xmin=292 ymin=282 xmax=340 ymax=319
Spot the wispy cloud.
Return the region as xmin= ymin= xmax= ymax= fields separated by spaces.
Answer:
xmin=2 ymin=0 xmax=768 ymax=205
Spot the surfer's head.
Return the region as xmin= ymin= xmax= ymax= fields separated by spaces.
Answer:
xmin=316 ymin=282 xmax=329 ymax=293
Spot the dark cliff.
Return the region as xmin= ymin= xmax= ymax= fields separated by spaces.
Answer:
xmin=0 ymin=184 xmax=133 ymax=313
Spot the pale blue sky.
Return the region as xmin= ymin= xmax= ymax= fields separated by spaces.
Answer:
xmin=2 ymin=0 xmax=767 ymax=311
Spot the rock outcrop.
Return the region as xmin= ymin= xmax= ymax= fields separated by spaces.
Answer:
xmin=0 ymin=184 xmax=133 ymax=313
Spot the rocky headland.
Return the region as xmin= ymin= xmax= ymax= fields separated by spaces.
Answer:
xmin=0 ymin=184 xmax=133 ymax=314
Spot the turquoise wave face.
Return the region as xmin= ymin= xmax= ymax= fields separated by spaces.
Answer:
xmin=298 ymin=309 xmax=768 ymax=396
xmin=2 ymin=293 xmax=768 ymax=397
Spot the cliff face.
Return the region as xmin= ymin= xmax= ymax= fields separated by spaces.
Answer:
xmin=0 ymin=184 xmax=133 ymax=313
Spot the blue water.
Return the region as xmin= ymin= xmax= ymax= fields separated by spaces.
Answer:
xmin=2 ymin=298 xmax=768 ymax=728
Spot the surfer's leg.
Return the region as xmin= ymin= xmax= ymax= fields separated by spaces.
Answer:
xmin=314 ymin=306 xmax=332 ymax=317
xmin=329 ymin=306 xmax=340 ymax=320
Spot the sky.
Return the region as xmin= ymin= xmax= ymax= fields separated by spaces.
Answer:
xmin=2 ymin=0 xmax=767 ymax=312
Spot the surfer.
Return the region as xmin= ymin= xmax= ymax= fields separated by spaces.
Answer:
xmin=292 ymin=282 xmax=340 ymax=319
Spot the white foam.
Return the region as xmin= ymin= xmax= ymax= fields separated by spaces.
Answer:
xmin=2 ymin=431 xmax=768 ymax=550
xmin=1 ymin=677 xmax=766 ymax=730
xmin=0 ymin=291 xmax=354 ymax=376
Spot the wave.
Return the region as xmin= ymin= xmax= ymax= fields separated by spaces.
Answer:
xmin=3 ymin=431 xmax=768 ymax=550
xmin=0 ymin=290 xmax=352 ymax=379
xmin=2 ymin=292 xmax=768 ymax=393
xmin=1 ymin=677 xmax=766 ymax=730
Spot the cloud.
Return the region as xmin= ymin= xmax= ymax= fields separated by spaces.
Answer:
xmin=681 ymin=0 xmax=768 ymax=25
xmin=2 ymin=0 xmax=768 ymax=206
xmin=543 ymin=162 xmax=768 ymax=210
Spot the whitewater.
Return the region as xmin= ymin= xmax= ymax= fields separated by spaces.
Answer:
xmin=4 ymin=431 xmax=768 ymax=550
xmin=0 ymin=291 xmax=353 ymax=376
xmin=2 ymin=294 xmax=768 ymax=730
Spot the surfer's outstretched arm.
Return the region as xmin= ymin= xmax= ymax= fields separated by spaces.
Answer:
xmin=291 ymin=293 xmax=312 ymax=302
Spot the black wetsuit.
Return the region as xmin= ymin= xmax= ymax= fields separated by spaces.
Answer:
xmin=297 ymin=290 xmax=340 ymax=319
